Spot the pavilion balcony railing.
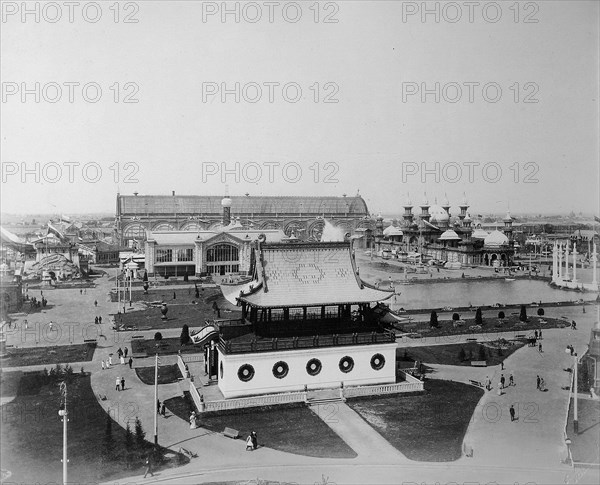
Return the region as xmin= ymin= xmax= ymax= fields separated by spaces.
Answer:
xmin=218 ymin=330 xmax=396 ymax=354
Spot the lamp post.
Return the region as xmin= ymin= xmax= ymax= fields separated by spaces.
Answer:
xmin=566 ymin=346 xmax=578 ymax=434
xmin=58 ymin=382 xmax=68 ymax=485
xmin=154 ymin=353 xmax=159 ymax=445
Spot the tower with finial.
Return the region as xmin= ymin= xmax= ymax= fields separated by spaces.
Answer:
xmin=458 ymin=192 xmax=469 ymax=224
xmin=403 ymin=193 xmax=414 ymax=226
xmin=420 ymin=193 xmax=430 ymax=222
xmin=442 ymin=193 xmax=451 ymax=217
xmin=503 ymin=206 xmax=514 ymax=242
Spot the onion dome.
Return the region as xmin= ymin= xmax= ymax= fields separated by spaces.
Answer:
xmin=429 ymin=205 xmax=449 ymax=223
xmin=460 ymin=192 xmax=469 ymax=206
xmin=221 ymin=196 xmax=232 ymax=207
xmin=439 ymin=229 xmax=461 ymax=241
xmin=421 ymin=193 xmax=429 ymax=206
xmin=484 ymin=230 xmax=509 ymax=248
xmin=503 ymin=211 xmax=513 ymax=222
xmin=383 ymin=225 xmax=404 ymax=237
xmin=376 ymin=213 xmax=384 ymax=221
xmin=471 ymin=228 xmax=489 ymax=239
xmin=442 ymin=193 xmax=450 ymax=207
xmin=464 ymin=212 xmax=472 ymax=222
xmin=404 ymin=193 xmax=413 ymax=207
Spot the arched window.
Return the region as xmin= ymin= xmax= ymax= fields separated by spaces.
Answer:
xmin=206 ymin=244 xmax=239 ymax=262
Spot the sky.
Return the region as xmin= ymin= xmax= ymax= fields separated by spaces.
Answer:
xmin=1 ymin=0 xmax=599 ymax=217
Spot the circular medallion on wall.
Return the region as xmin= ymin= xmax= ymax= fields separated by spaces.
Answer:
xmin=306 ymin=358 xmax=322 ymax=376
xmin=272 ymin=361 xmax=289 ymax=379
xmin=237 ymin=364 xmax=255 ymax=382
xmin=370 ymin=353 xmax=385 ymax=371
xmin=219 ymin=361 xmax=224 ymax=379
xmin=339 ymin=356 xmax=354 ymax=373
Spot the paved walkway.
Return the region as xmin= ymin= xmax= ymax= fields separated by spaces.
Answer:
xmin=2 ymin=272 xmax=599 ymax=484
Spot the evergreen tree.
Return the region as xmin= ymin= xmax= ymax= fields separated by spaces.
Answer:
xmin=180 ymin=324 xmax=191 ymax=346
xmin=124 ymin=422 xmax=134 ymax=468
xmin=498 ymin=311 xmax=505 ymax=320
xmin=537 ymin=308 xmax=545 ymax=316
xmin=452 ymin=313 xmax=460 ymax=322
xmin=102 ymin=413 xmax=115 ymax=462
xmin=429 ymin=310 xmax=439 ymax=328
xmin=458 ymin=347 xmax=466 ymax=362
xmin=475 ymin=308 xmax=483 ymax=326
xmin=134 ymin=416 xmax=146 ymax=449
xmin=519 ymin=305 xmax=528 ymax=322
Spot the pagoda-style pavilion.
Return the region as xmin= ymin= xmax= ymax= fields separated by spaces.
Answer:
xmin=214 ymin=237 xmax=397 ymax=398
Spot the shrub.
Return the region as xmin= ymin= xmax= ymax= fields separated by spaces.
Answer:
xmin=497 ymin=347 xmax=504 ymax=356
xmin=519 ymin=305 xmax=528 ymax=322
xmin=478 ymin=346 xmax=486 ymax=361
xmin=154 ymin=332 xmax=163 ymax=341
xmin=475 ymin=308 xmax=483 ymax=326
xmin=537 ymin=308 xmax=545 ymax=316
xmin=429 ymin=310 xmax=439 ymax=328
xmin=180 ymin=324 xmax=191 ymax=345
xmin=498 ymin=311 xmax=505 ymax=320
xmin=452 ymin=313 xmax=460 ymax=321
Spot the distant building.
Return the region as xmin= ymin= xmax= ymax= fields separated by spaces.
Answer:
xmin=374 ymin=194 xmax=515 ymax=267
xmin=115 ymin=192 xmax=373 ymax=247
xmin=0 ymin=268 xmax=23 ymax=317
xmin=79 ymin=241 xmax=126 ymax=265
xmin=584 ymin=320 xmax=600 ymax=395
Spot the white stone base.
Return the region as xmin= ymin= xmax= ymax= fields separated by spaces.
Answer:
xmin=217 ymin=343 xmax=397 ymax=399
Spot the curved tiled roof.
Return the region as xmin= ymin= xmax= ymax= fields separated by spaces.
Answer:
xmin=118 ymin=195 xmax=369 ymax=216
xmin=239 ymin=242 xmax=394 ymax=308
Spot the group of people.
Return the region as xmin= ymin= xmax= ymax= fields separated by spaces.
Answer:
xmin=536 ymin=375 xmax=546 ymax=391
xmin=94 ymin=316 xmax=103 ymax=325
xmin=485 ymin=372 xmax=515 ymax=391
xmin=246 ymin=431 xmax=258 ymax=451
xmin=101 ymin=349 xmax=132 ymax=370
xmin=157 ymin=399 xmax=167 ymax=417
xmin=115 ymin=376 xmax=126 ymax=391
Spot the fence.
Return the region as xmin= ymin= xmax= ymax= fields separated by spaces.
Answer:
xmin=203 ymin=391 xmax=307 ymax=413
xmin=343 ymin=380 xmax=424 ymax=398
xmin=176 ymin=354 xmax=191 ymax=379
xmin=189 ymin=381 xmax=205 ymax=412
xmin=179 ymin=353 xmax=203 ymax=363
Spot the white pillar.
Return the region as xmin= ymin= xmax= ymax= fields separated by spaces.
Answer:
xmin=552 ymin=243 xmax=558 ymax=283
xmin=564 ymin=241 xmax=570 ymax=280
xmin=592 ymin=243 xmax=598 ymax=286
xmin=572 ymin=246 xmax=577 ymax=283
xmin=558 ymin=243 xmax=563 ymax=280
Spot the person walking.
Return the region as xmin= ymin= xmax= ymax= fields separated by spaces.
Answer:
xmin=509 ymin=373 xmax=514 ymax=386
xmin=157 ymin=399 xmax=161 ymax=414
xmin=536 ymin=375 xmax=541 ymax=390
xmin=121 ymin=377 xmax=125 ymax=391
xmin=124 ymin=347 xmax=128 ymax=358
xmin=115 ymin=377 xmax=121 ymax=391
xmin=95 ymin=316 xmax=98 ymax=325
xmin=128 ymin=356 xmax=133 ymax=369
xmin=101 ymin=360 xmax=105 ymax=371
xmin=251 ymin=431 xmax=258 ymax=450
xmin=246 ymin=435 xmax=254 ymax=451
xmin=534 ymin=330 xmax=538 ymax=339
xmin=80 ymin=289 xmax=82 ymax=295
xmin=99 ymin=316 xmax=102 ymax=324
xmin=143 ymin=456 xmax=154 ymax=478
xmin=94 ymin=300 xmax=98 ymax=307
xmin=501 ymin=361 xmax=504 ymax=371
xmin=108 ymin=355 xmax=113 ymax=366
xmin=539 ymin=329 xmax=542 ymax=339
xmin=500 ymin=374 xmax=505 ymax=389
xmin=538 ymin=342 xmax=543 ymax=353
xmin=485 ymin=376 xmax=491 ymax=391
xmin=160 ymin=403 xmax=166 ymax=417
xmin=117 ymin=348 xmax=123 ymax=358
xmin=509 ymin=405 xmax=516 ymax=421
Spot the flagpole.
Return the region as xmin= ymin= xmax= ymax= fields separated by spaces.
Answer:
xmin=154 ymin=353 xmax=158 ymax=445
xmin=58 ymin=382 xmax=68 ymax=485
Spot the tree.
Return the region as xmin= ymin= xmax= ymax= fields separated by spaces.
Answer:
xmin=124 ymin=422 xmax=134 ymax=468
xmin=475 ymin=308 xmax=483 ymax=326
xmin=498 ymin=311 xmax=505 ymax=320
xmin=478 ymin=345 xmax=486 ymax=361
xmin=134 ymin=416 xmax=146 ymax=449
xmin=180 ymin=324 xmax=191 ymax=346
xmin=519 ymin=305 xmax=528 ymax=322
xmin=458 ymin=347 xmax=466 ymax=362
xmin=452 ymin=313 xmax=460 ymax=322
xmin=429 ymin=310 xmax=439 ymax=328
xmin=102 ymin=413 xmax=115 ymax=462
xmin=537 ymin=308 xmax=545 ymax=316
xmin=154 ymin=332 xmax=163 ymax=341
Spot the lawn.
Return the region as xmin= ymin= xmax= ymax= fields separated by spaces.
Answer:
xmin=131 ymin=337 xmax=202 ymax=357
xmin=567 ymin=397 xmax=600 ymax=465
xmin=399 ymin=315 xmax=568 ymax=339
xmin=347 ymin=379 xmax=484 ymax=461
xmin=397 ymin=339 xmax=526 ymax=367
xmin=135 ymin=364 xmax=183 ymax=385
xmin=112 ymin=287 xmax=242 ymax=331
xmin=163 ymin=393 xmax=357 ymax=459
xmin=0 ymin=370 xmax=188 ymax=484
xmin=3 ymin=342 xmax=97 ymax=367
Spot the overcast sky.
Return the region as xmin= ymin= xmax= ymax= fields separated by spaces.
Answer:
xmin=1 ymin=0 xmax=598 ymax=216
